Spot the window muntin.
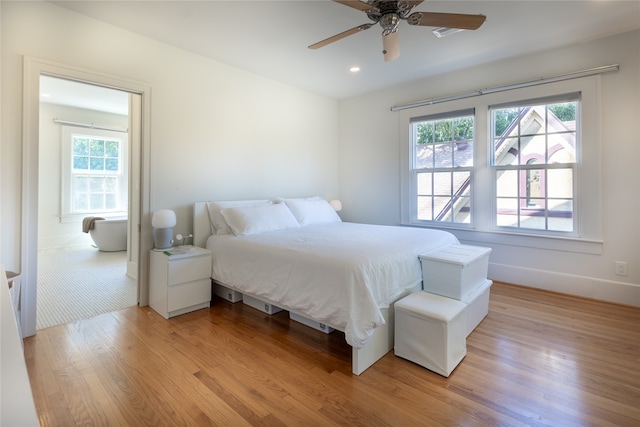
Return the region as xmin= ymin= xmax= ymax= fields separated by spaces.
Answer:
xmin=411 ymin=110 xmax=474 ymax=225
xmin=491 ymin=96 xmax=578 ymax=233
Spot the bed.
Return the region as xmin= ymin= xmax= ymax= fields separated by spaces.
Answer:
xmin=193 ymin=199 xmax=459 ymax=375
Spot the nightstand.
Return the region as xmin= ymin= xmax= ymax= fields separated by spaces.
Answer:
xmin=149 ymin=246 xmax=212 ymax=319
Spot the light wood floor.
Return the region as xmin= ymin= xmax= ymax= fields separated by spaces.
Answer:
xmin=25 ymin=282 xmax=640 ymax=426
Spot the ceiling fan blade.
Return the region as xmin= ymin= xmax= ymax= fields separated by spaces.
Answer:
xmin=407 ymin=12 xmax=487 ymax=30
xmin=382 ymin=30 xmax=400 ymax=62
xmin=308 ymin=24 xmax=374 ymax=49
xmin=333 ymin=0 xmax=380 ymax=13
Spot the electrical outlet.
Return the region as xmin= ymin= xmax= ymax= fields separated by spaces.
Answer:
xmin=615 ymin=261 xmax=628 ymax=276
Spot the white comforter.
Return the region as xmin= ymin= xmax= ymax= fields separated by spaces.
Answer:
xmin=207 ymin=222 xmax=458 ymax=348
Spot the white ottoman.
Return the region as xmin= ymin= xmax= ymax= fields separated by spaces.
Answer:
xmin=394 ymin=292 xmax=467 ymax=377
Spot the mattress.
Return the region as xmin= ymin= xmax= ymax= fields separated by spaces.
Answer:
xmin=207 ymin=222 xmax=458 ymax=348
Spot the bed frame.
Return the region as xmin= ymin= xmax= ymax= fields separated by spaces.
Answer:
xmin=194 ymin=202 xmax=412 ymax=375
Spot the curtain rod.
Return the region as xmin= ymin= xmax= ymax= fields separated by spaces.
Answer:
xmin=52 ymin=118 xmax=128 ymax=133
xmin=390 ymin=64 xmax=619 ymax=112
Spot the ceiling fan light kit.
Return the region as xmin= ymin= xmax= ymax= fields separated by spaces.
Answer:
xmin=309 ymin=0 xmax=486 ymax=61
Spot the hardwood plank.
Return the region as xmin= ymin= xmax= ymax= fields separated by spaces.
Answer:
xmin=25 ymin=282 xmax=640 ymax=426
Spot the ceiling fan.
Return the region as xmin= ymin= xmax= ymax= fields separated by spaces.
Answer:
xmin=308 ymin=0 xmax=486 ymax=61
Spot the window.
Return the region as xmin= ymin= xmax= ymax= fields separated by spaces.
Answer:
xmin=61 ymin=126 xmax=128 ymax=221
xmin=400 ymin=76 xmax=602 ymax=251
xmin=410 ymin=109 xmax=474 ymax=226
xmin=491 ymin=94 xmax=579 ymax=233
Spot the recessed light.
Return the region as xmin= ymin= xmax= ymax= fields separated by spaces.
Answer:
xmin=349 ymin=66 xmax=360 ymax=73
xmin=41 ymin=93 xmax=50 ymax=98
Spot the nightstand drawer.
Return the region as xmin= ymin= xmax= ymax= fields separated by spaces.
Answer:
xmin=167 ymin=279 xmax=211 ymax=312
xmin=167 ymin=255 xmax=210 ymax=285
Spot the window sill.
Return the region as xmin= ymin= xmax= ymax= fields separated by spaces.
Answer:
xmin=400 ymin=222 xmax=603 ymax=255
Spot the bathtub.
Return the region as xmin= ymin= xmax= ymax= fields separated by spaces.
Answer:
xmin=89 ymin=218 xmax=128 ymax=252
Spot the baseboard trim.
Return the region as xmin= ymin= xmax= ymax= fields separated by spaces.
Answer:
xmin=489 ymin=263 xmax=640 ymax=307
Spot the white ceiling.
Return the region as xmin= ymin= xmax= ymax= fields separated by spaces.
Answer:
xmin=44 ymin=0 xmax=640 ymax=111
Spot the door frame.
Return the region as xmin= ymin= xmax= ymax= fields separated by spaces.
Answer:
xmin=21 ymin=56 xmax=153 ymax=337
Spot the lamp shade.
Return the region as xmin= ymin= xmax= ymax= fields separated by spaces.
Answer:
xmin=329 ymin=200 xmax=342 ymax=212
xmin=152 ymin=209 xmax=176 ymax=229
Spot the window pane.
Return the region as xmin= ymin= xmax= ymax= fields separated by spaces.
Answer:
xmin=433 ymin=197 xmax=451 ymax=220
xmin=494 ymin=108 xmax=520 ymax=138
xmin=89 ymin=177 xmax=104 ymax=192
xmin=105 ymin=193 xmax=117 ymax=210
xmin=73 ymin=138 xmax=89 ymax=155
xmin=417 ymin=196 xmax=433 ymax=221
xmin=433 ymin=172 xmax=451 ymax=196
xmin=415 ymin=144 xmax=433 ymax=169
xmin=520 ymin=211 xmax=546 ymax=230
xmin=548 ymin=102 xmax=577 ymax=123
xmin=453 ymin=139 xmax=473 ymax=167
xmin=417 ymin=172 xmax=432 ymax=195
xmin=104 ymin=177 xmax=117 ymax=192
xmin=90 ymin=157 xmax=105 ymax=171
xmin=494 ymin=137 xmax=519 ymax=165
xmin=434 ymin=120 xmax=452 ymax=143
xmin=74 ymin=175 xmax=89 ymax=192
xmin=548 ymin=133 xmax=576 ymax=163
xmin=73 ymin=156 xmax=89 ymax=171
xmin=90 ymin=194 xmax=104 ymax=210
xmin=105 ymin=140 xmax=119 ymax=157
xmin=74 ymin=193 xmax=88 ymax=211
xmin=105 ymin=158 xmax=119 ymax=172
xmin=526 ymin=169 xmax=543 ymax=203
xmin=434 ymin=143 xmax=453 ymax=168
xmin=519 ymin=105 xmax=546 ymax=135
xmin=452 ymin=171 xmax=471 ymax=197
xmin=521 ymin=135 xmax=545 ymax=164
xmin=496 ymin=170 xmax=518 ymax=197
xmin=496 ymin=198 xmax=518 ymax=227
xmin=453 ymin=196 xmax=471 ymax=224
xmin=416 ymin=122 xmax=433 ymax=145
xmin=547 ymin=169 xmax=573 ymax=198
xmin=90 ymin=140 xmax=105 ymax=156
xmin=549 ymin=200 xmax=573 ymax=232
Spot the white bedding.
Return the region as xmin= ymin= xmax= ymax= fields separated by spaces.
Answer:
xmin=207 ymin=222 xmax=458 ymax=348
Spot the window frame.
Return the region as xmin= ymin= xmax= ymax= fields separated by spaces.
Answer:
xmin=60 ymin=125 xmax=129 ymax=223
xmin=400 ymin=76 xmax=602 ymax=254
xmin=409 ymin=108 xmax=475 ymax=228
xmin=490 ymin=93 xmax=580 ymax=236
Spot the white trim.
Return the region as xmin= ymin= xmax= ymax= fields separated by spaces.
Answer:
xmin=489 ymin=262 xmax=640 ymax=307
xmin=21 ymin=56 xmax=153 ymax=337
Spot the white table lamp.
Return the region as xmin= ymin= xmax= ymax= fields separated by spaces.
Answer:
xmin=152 ymin=209 xmax=176 ymax=249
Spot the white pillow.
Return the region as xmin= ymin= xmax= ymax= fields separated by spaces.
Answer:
xmin=220 ymin=203 xmax=301 ymax=236
xmin=206 ymin=200 xmax=272 ymax=235
xmin=284 ymin=198 xmax=342 ymax=226
xmin=274 ymin=195 xmax=323 ymax=204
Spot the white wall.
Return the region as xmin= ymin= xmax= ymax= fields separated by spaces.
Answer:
xmin=338 ymin=30 xmax=640 ymax=306
xmin=1 ymin=1 xmax=339 ymax=270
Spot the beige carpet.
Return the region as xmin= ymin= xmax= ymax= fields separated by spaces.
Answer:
xmin=37 ymin=247 xmax=137 ymax=330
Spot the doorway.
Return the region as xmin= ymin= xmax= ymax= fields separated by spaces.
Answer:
xmin=36 ymin=76 xmax=137 ymax=329
xmin=21 ymin=57 xmax=153 ymax=338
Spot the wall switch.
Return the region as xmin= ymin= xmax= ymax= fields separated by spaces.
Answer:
xmin=615 ymin=261 xmax=628 ymax=276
